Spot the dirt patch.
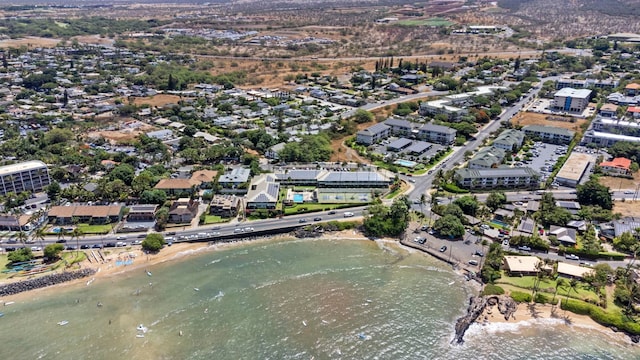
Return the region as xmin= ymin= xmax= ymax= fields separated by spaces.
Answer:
xmin=598 ymin=172 xmax=640 ymax=190
xmin=132 ymin=94 xmax=182 ymax=107
xmin=73 ymin=35 xmax=115 ymax=46
xmin=86 ymin=121 xmax=157 ymax=143
xmin=330 ymin=138 xmax=369 ymax=164
xmin=511 ymin=112 xmax=588 ymax=135
xmin=613 ymin=201 xmax=640 ymax=217
xmin=0 ymin=36 xmax=60 ymax=48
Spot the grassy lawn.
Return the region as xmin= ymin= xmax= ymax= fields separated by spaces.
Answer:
xmin=202 ymin=215 xmax=229 ymax=224
xmin=496 ymin=274 xmax=599 ymax=302
xmin=283 ymin=203 xmax=350 ymax=215
xmin=385 ymin=187 xmax=403 ymax=199
xmin=395 ymin=18 xmax=453 ymax=27
xmin=77 ymin=223 xmax=113 ymax=234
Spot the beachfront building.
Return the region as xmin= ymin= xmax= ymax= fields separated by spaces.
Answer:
xmin=552 ymin=88 xmax=592 ymax=113
xmin=127 ymin=204 xmax=158 ymax=222
xmin=356 ymin=123 xmax=390 ymax=145
xmin=503 ymin=256 xmax=541 ymax=276
xmin=492 ymin=129 xmax=525 ymax=152
xmin=454 ymin=167 xmax=540 ymax=190
xmin=245 ymin=174 xmax=280 ymax=211
xmin=154 ymin=178 xmax=198 ymax=196
xmin=556 ymin=262 xmax=594 ymax=280
xmin=168 ymin=198 xmax=199 ymax=224
xmin=468 ymin=147 xmax=506 ymax=170
xmin=209 ymin=195 xmax=241 ymax=218
xmin=599 ymin=157 xmax=632 ymax=176
xmin=0 ymin=160 xmax=51 ymax=197
xmin=522 ymin=125 xmax=575 ymax=144
xmin=555 ymin=153 xmax=592 ymax=187
xmin=48 ymin=204 xmax=123 ymax=225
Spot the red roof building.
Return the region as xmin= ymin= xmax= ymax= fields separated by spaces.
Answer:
xmin=599 ymin=157 xmax=632 ymax=176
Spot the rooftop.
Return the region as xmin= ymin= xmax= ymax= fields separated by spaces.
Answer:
xmin=0 ymin=160 xmax=48 ymax=176
xmin=456 ymin=167 xmax=539 ymax=179
xmin=557 ymin=262 xmax=594 ymax=279
xmin=555 ymin=87 xmax=592 ymax=99
xmin=556 ymin=153 xmax=591 ymax=182
xmin=504 ymin=256 xmax=541 ymax=273
xmin=523 ymin=125 xmax=575 ymax=137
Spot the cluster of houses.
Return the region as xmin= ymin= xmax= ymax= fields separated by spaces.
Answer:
xmin=356 ymin=118 xmax=457 ymax=146
xmin=583 ymin=83 xmax=640 ymax=147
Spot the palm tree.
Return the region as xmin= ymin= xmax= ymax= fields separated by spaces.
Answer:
xmin=33 ymin=226 xmax=47 ymax=249
xmin=564 ymin=279 xmax=579 ymax=306
xmin=553 ymin=278 xmax=569 ymax=303
xmin=70 ymin=227 xmax=84 ymax=257
xmin=16 ymin=230 xmax=28 ymax=249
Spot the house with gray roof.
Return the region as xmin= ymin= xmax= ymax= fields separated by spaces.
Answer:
xmin=549 ymin=225 xmax=577 ymax=246
xmin=356 ymin=123 xmax=390 ymax=145
xmin=245 ymin=174 xmax=280 ymax=211
xmin=468 ymin=147 xmax=506 ymax=169
xmin=522 ymin=125 xmax=574 ymax=144
xmin=417 ymin=123 xmax=456 ymax=145
xmin=455 ymin=167 xmax=540 ymax=189
xmin=384 ymin=118 xmax=414 ymax=137
xmin=275 ymin=170 xmax=323 ymax=186
xmin=317 ymin=171 xmax=390 ymax=188
xmin=218 ymin=168 xmax=251 ymax=192
xmin=492 ymin=129 xmax=524 ymax=152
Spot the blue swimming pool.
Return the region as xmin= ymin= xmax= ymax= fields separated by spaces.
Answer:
xmin=490 ymin=219 xmax=510 ymax=228
xmin=394 ymin=159 xmax=418 ymax=168
xmin=293 ymin=194 xmax=304 ymax=203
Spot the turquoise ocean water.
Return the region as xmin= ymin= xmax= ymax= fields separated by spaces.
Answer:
xmin=0 ymin=238 xmax=638 ymax=359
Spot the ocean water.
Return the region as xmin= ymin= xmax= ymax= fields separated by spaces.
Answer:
xmin=0 ymin=238 xmax=638 ymax=359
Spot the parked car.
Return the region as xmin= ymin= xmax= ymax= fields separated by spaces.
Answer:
xmin=468 ymin=260 xmax=479 ymax=266
xmin=80 ymin=244 xmax=90 ymax=249
xmin=474 ymin=250 xmax=484 ymax=257
xmin=343 ymin=212 xmax=354 ymax=218
xmin=299 ymin=218 xmax=307 ymax=223
xmin=518 ymin=246 xmax=531 ymax=252
xmin=565 ymin=254 xmax=579 ymax=260
xmin=439 ymin=246 xmax=447 ymax=252
xmin=313 ymin=217 xmax=322 ymax=221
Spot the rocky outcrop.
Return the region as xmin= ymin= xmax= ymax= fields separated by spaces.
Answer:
xmin=0 ymin=269 xmax=96 ymax=297
xmin=452 ymin=295 xmax=518 ymax=344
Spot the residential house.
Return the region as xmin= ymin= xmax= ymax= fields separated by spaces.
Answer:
xmin=522 ymin=125 xmax=575 ymax=144
xmin=245 ymin=174 xmax=280 ymax=211
xmin=168 ymin=198 xmax=199 ymax=224
xmin=454 ymin=167 xmax=540 ymax=190
xmin=190 ymin=170 xmax=218 ymax=188
xmin=218 ymin=168 xmax=251 ymax=192
xmin=557 ymin=262 xmax=594 ymax=280
xmin=599 ymin=103 xmax=618 ymax=118
xmin=48 ymin=204 xmax=123 ymax=225
xmin=555 ymin=201 xmax=582 ymax=215
xmin=468 ymin=147 xmax=505 ymax=170
xmin=0 ymin=214 xmax=33 ymax=232
xmin=549 ymin=225 xmax=577 ymax=246
xmin=154 ymin=178 xmax=198 ymax=196
xmin=503 ymin=256 xmax=542 ymax=276
xmin=266 ymin=142 xmax=286 ymax=160
xmin=599 ymin=157 xmax=632 ymax=176
xmin=625 ymin=83 xmax=640 ymax=96
xmin=492 ymin=129 xmax=525 ymax=152
xmin=209 ymin=195 xmax=241 ymax=218
xmin=127 ymin=204 xmax=158 ymax=222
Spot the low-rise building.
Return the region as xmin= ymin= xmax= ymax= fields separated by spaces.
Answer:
xmin=127 ymin=204 xmax=158 ymax=222
xmin=599 ymin=103 xmax=618 ymax=118
xmin=245 ymin=174 xmax=280 ymax=211
xmin=209 ymin=195 xmax=241 ymax=218
xmin=154 ymin=178 xmax=198 ymax=196
xmin=549 ymin=225 xmax=577 ymax=246
xmin=503 ymin=256 xmax=541 ymax=276
xmin=218 ymin=168 xmax=251 ymax=189
xmin=48 ymin=205 xmax=123 ymax=225
xmin=168 ymin=198 xmax=199 ymax=223
xmin=492 ymin=129 xmax=525 ymax=152
xmin=356 ymin=123 xmax=391 ymax=145
xmin=523 ymin=125 xmax=575 ymax=144
xmin=417 ymin=123 xmax=457 ymax=145
xmin=555 ymin=153 xmax=591 ymax=187
xmin=454 ymin=167 xmax=540 ymax=190
xmin=190 ymin=170 xmax=218 ymax=188
xmin=599 ymin=157 xmax=632 ymax=176
xmin=468 ymin=147 xmax=506 ymax=170
xmin=556 ymin=262 xmax=594 ymax=280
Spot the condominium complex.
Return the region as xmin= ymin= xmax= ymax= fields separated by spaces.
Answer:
xmin=523 ymin=125 xmax=575 ymax=144
xmin=582 ymin=115 xmax=640 ymax=147
xmin=492 ymin=129 xmax=525 ymax=152
xmin=552 ymin=88 xmax=592 ymax=113
xmin=455 ymin=167 xmax=540 ymax=190
xmin=355 ymin=118 xmax=457 ymax=145
xmin=0 ymin=160 xmax=51 ymax=196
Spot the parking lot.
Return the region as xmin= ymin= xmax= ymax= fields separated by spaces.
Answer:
xmin=370 ymin=136 xmax=445 ymax=163
xmin=514 ymin=142 xmax=568 ymax=185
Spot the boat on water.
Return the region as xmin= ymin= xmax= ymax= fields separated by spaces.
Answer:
xmin=0 ymin=312 xmax=4 ymax=317
xmin=136 ymin=324 xmax=148 ymax=333
xmin=146 ymin=270 xmax=152 ymax=277
xmin=193 ymin=288 xmax=200 ymax=292
xmin=87 ymin=278 xmax=95 ymax=286
xmin=57 ymin=320 xmax=69 ymax=326
xmin=4 ymin=301 xmax=15 ymax=306
xmin=448 ymin=281 xmax=455 ymax=285
xmin=136 ymin=334 xmax=145 ymax=338
xmin=302 ymin=321 xmax=307 ymax=327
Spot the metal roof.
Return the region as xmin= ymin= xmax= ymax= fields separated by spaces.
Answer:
xmin=387 ymin=138 xmax=412 ymax=150
xmin=0 ymin=161 xmax=48 ymax=177
xmin=456 ymin=167 xmax=539 ymax=179
xmin=406 ymin=141 xmax=431 ymax=153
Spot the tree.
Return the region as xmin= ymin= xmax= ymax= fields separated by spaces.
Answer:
xmin=44 ymin=243 xmax=65 ymax=261
xmin=362 ymin=197 xmax=410 ymax=237
xmin=485 ymin=191 xmax=506 ymax=212
xmin=613 ymin=231 xmax=638 ymax=253
xmin=576 ymin=179 xmax=613 ymax=210
xmin=142 ymin=233 xmax=165 ymax=252
xmin=453 ymin=195 xmax=479 ymax=216
xmin=109 ymin=163 xmax=136 ymax=186
xmin=553 ymin=278 xmax=568 ymax=303
xmin=7 ymin=247 xmax=33 ymax=264
xmin=433 ymin=214 xmax=465 ymax=239
xmin=353 ymin=109 xmax=374 ymax=124
xmin=70 ymin=227 xmax=84 ymax=256
xmin=46 ymin=181 xmax=62 ymax=201
xmin=140 ymin=189 xmax=167 ymax=205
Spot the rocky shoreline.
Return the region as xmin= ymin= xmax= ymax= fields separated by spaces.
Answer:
xmin=452 ymin=295 xmax=517 ymax=344
xmin=0 ymin=269 xmax=96 ymax=297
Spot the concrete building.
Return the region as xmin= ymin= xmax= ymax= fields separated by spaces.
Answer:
xmin=209 ymin=195 xmax=241 ymax=218
xmin=552 ymin=88 xmax=592 ymax=113
xmin=245 ymin=174 xmax=280 ymax=211
xmin=555 ymin=153 xmax=592 ymax=187
xmin=582 ymin=130 xmax=640 ymax=147
xmin=48 ymin=205 xmax=123 ymax=225
xmin=503 ymin=256 xmax=542 ymax=276
xmin=168 ymin=198 xmax=199 ymax=223
xmin=492 ymin=129 xmax=525 ymax=152
xmin=454 ymin=167 xmax=540 ymax=190
xmin=599 ymin=103 xmax=618 ymax=118
xmin=356 ymin=123 xmax=390 ymax=145
xmin=0 ymin=160 xmax=51 ymax=196
xmin=556 ymin=78 xmax=618 ymax=90
xmin=523 ymin=125 xmax=575 ymax=144
xmin=557 ymin=262 xmax=594 ymax=280
xmin=417 ymin=123 xmax=457 ymax=145
xmin=468 ymin=147 xmax=506 ymax=170
xmin=599 ymin=157 xmax=632 ymax=176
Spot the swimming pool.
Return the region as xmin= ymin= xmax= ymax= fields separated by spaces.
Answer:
xmin=394 ymin=159 xmax=418 ymax=168
xmin=490 ymin=219 xmax=510 ymax=228
xmin=293 ymin=194 xmax=304 ymax=203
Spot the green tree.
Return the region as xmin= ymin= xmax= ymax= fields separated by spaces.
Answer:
xmin=353 ymin=109 xmax=374 ymax=124
xmin=7 ymin=247 xmax=34 ymax=264
xmin=433 ymin=214 xmax=465 ymax=239
xmin=44 ymin=243 xmax=65 ymax=261
xmin=453 ymin=195 xmax=479 ymax=216
xmin=576 ymin=179 xmax=613 ymax=210
xmin=46 ymin=181 xmax=62 ymax=200
xmin=109 ymin=163 xmax=136 ymax=186
xmin=613 ymin=231 xmax=638 ymax=253
xmin=142 ymin=233 xmax=165 ymax=252
xmin=140 ymin=189 xmax=168 ymax=205
xmin=485 ymin=191 xmax=506 ymax=212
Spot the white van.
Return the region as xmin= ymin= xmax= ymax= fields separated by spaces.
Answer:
xmin=343 ymin=212 xmax=354 ymax=218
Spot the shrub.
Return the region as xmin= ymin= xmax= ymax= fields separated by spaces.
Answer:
xmin=442 ymin=183 xmax=469 ymax=194
xmin=534 ymin=293 xmax=551 ymax=304
xmin=510 ymin=291 xmax=532 ymax=303
xmin=482 ymin=284 xmax=505 ymax=296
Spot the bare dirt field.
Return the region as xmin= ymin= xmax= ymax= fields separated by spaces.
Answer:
xmin=132 ymin=94 xmax=183 ymax=107
xmin=73 ymin=35 xmax=115 ymax=46
xmin=511 ymin=112 xmax=588 ymax=135
xmin=598 ymin=172 xmax=640 ymax=190
xmin=0 ymin=36 xmax=60 ymax=48
xmin=86 ymin=120 xmax=156 ymax=143
xmin=613 ymin=201 xmax=640 ymax=218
